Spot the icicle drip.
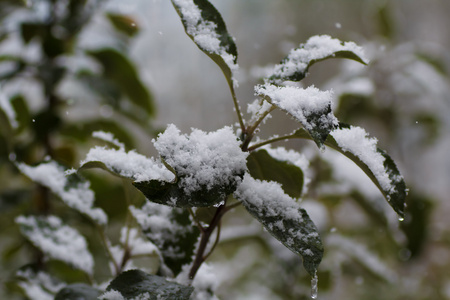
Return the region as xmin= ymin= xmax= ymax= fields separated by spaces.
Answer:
xmin=310 ymin=273 xmax=318 ymax=299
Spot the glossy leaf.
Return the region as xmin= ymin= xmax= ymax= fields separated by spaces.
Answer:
xmin=131 ymin=202 xmax=200 ymax=276
xmin=171 ymin=0 xmax=238 ymax=91
xmin=247 ymin=149 xmax=304 ymax=198
xmin=235 ymin=175 xmax=323 ymax=276
xmin=293 ymin=124 xmax=407 ymax=218
xmin=55 ymin=283 xmax=101 ymax=300
xmin=105 ymin=269 xmax=193 ymax=299
xmin=87 ymin=48 xmax=155 ymax=117
xmin=267 ymin=35 xmax=367 ymax=84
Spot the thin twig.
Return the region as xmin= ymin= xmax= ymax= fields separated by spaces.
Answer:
xmin=202 ymin=221 xmax=222 ymax=261
xmin=188 ymin=207 xmax=205 ymax=233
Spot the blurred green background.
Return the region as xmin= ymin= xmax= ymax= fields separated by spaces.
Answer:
xmin=1 ymin=0 xmax=450 ymax=299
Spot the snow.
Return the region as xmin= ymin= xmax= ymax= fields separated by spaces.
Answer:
xmin=247 ymin=99 xmax=273 ymax=124
xmin=330 ymin=126 xmax=394 ymax=195
xmin=255 ymin=83 xmax=338 ymax=131
xmin=190 ymin=264 xmax=220 ymax=300
xmin=16 ymin=215 xmax=94 ymax=275
xmin=235 ymin=174 xmax=303 ymax=234
xmin=92 ymin=130 xmax=125 ymax=149
xmin=153 ymin=124 xmax=248 ymax=195
xmin=119 ymin=227 xmax=158 ymax=257
xmin=0 ymin=92 xmax=18 ymax=128
xmin=81 ymin=147 xmax=175 ymax=183
xmin=269 ymin=35 xmax=368 ymax=84
xmin=17 ymin=161 xmax=107 ymax=225
xmin=172 ymin=0 xmax=239 ymax=87
xmin=99 ymin=290 xmax=125 ymax=300
xmin=17 ymin=269 xmax=65 ymax=300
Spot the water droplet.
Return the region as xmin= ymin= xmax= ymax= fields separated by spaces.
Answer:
xmin=32 ymin=119 xmax=35 ymax=123
xmin=335 ymin=22 xmax=342 ymax=29
xmin=398 ymin=216 xmax=404 ymax=222
xmin=310 ymin=273 xmax=318 ymax=299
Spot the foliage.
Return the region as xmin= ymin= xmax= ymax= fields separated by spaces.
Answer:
xmin=0 ymin=0 xmax=424 ymax=299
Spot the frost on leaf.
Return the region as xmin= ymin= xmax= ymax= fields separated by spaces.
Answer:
xmin=171 ymin=0 xmax=239 ymax=88
xmin=139 ymin=124 xmax=248 ymax=207
xmin=130 ymin=202 xmax=200 ymax=276
xmin=268 ymin=35 xmax=368 ymax=84
xmin=255 ymin=83 xmax=338 ymax=147
xmin=327 ymin=124 xmax=407 ymax=217
xmin=105 ymin=269 xmax=193 ymax=300
xmin=16 ymin=215 xmax=94 ymax=275
xmin=234 ymin=174 xmax=323 ymax=276
xmin=17 ymin=161 xmax=107 ymax=225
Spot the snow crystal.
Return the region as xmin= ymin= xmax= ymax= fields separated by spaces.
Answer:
xmin=153 ymin=124 xmax=248 ymax=195
xmin=17 ymin=161 xmax=107 ymax=225
xmin=255 ymin=83 xmax=338 ymax=131
xmin=247 ymin=99 xmax=273 ymax=124
xmin=330 ymin=126 xmax=394 ymax=194
xmin=16 ymin=215 xmax=94 ymax=275
xmin=0 ymin=92 xmax=18 ymax=128
xmin=92 ymin=131 xmax=125 ymax=149
xmin=172 ymin=0 xmax=239 ymax=87
xmin=81 ymin=147 xmax=175 ymax=183
xmin=269 ymin=35 xmax=368 ymax=83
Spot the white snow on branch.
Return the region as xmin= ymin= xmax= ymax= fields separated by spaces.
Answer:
xmin=16 ymin=215 xmax=94 ymax=275
xmin=17 ymin=161 xmax=107 ymax=225
xmin=330 ymin=126 xmax=393 ymax=194
xmin=255 ymin=83 xmax=338 ymax=131
xmin=81 ymin=147 xmax=175 ymax=183
xmin=153 ymin=124 xmax=248 ymax=195
xmin=269 ymin=35 xmax=368 ymax=83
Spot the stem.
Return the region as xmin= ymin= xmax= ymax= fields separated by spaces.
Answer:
xmin=188 ymin=204 xmax=226 ymax=280
xmin=202 ymin=221 xmax=221 ymax=262
xmin=241 ymin=103 xmax=276 ymax=151
xmin=247 ymin=133 xmax=298 ymax=152
xmin=97 ymin=225 xmax=120 ymax=275
xmin=228 ymin=80 xmax=246 ymax=134
xmin=188 ymin=208 xmax=205 ymax=233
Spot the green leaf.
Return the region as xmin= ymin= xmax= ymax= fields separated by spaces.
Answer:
xmin=293 ymin=124 xmax=407 ymax=218
xmin=247 ymin=149 xmax=304 ymax=198
xmin=16 ymin=215 xmax=94 ymax=275
xmin=20 ymin=22 xmax=45 ymax=44
xmin=10 ymin=95 xmax=30 ymax=133
xmin=106 ymin=13 xmax=139 ymax=37
xmin=267 ymin=35 xmax=367 ymax=84
xmin=131 ymin=202 xmax=200 ymax=276
xmin=55 ymin=283 xmax=101 ymax=300
xmin=235 ymin=175 xmax=323 ymax=276
xmin=105 ymin=269 xmax=193 ymax=299
xmin=171 ymin=0 xmax=238 ymax=91
xmin=87 ymin=48 xmax=155 ymax=117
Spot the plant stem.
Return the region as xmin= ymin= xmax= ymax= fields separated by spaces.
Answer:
xmin=188 ymin=204 xmax=226 ymax=280
xmin=97 ymin=225 xmax=120 ymax=275
xmin=228 ymin=79 xmax=246 ymax=134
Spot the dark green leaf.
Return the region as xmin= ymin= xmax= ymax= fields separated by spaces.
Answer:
xmin=132 ymin=202 xmax=200 ymax=276
xmin=171 ymin=0 xmax=238 ymax=94
xmin=293 ymin=124 xmax=407 ymax=218
xmin=247 ymin=149 xmax=304 ymax=198
xmin=87 ymin=48 xmax=155 ymax=117
xmin=268 ymin=36 xmax=367 ymax=84
xmin=107 ymin=13 xmax=139 ymax=37
xmin=20 ymin=22 xmax=44 ymax=44
xmin=55 ymin=283 xmax=101 ymax=300
xmin=235 ymin=176 xmax=323 ymax=276
xmin=10 ymin=95 xmax=30 ymax=133
xmin=106 ymin=269 xmax=193 ymax=299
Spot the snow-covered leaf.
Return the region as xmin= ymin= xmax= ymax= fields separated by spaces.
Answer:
xmin=255 ymin=83 xmax=338 ymax=147
xmin=247 ymin=149 xmax=304 ymax=198
xmin=105 ymin=269 xmax=193 ymax=300
xmin=267 ymin=35 xmax=368 ymax=84
xmin=234 ymin=175 xmax=323 ymax=276
xmin=16 ymin=215 xmax=94 ymax=275
xmin=171 ymin=0 xmax=239 ymax=89
xmin=294 ymin=124 xmax=407 ymax=218
xmin=16 ymin=268 xmax=65 ymax=300
xmin=17 ymin=161 xmax=107 ymax=225
xmin=54 ymin=283 xmax=101 ymax=300
xmin=130 ymin=202 xmax=200 ymax=276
